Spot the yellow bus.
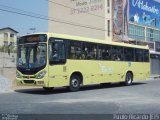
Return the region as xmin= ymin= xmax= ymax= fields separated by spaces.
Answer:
xmin=16 ymin=33 xmax=150 ymax=91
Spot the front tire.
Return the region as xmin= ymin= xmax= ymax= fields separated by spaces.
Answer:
xmin=125 ymin=72 xmax=133 ymax=86
xmin=69 ymin=75 xmax=80 ymax=92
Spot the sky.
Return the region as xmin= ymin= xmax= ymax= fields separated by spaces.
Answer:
xmin=0 ymin=0 xmax=48 ymax=36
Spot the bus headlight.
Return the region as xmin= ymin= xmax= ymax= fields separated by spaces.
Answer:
xmin=37 ymin=71 xmax=46 ymax=79
xmin=16 ymin=71 xmax=22 ymax=78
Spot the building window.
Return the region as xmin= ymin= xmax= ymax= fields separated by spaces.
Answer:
xmin=107 ymin=0 xmax=110 ymax=13
xmin=108 ymin=20 xmax=110 ymax=37
xmin=10 ymin=34 xmax=14 ymax=38
xmin=4 ymin=33 xmax=8 ymax=46
xmin=146 ymin=28 xmax=160 ymax=42
xmin=107 ymin=0 xmax=110 ymax=7
xmin=128 ymin=24 xmax=145 ymax=41
xmin=129 ymin=23 xmax=160 ymax=42
xmin=3 ymin=41 xmax=8 ymax=46
xmin=4 ymin=33 xmax=8 ymax=40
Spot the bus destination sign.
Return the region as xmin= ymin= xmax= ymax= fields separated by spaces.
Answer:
xmin=18 ymin=34 xmax=47 ymax=44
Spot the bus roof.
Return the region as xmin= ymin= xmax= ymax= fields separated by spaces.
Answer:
xmin=24 ymin=32 xmax=149 ymax=50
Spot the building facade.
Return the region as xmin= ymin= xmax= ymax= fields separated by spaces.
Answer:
xmin=0 ymin=27 xmax=18 ymax=46
xmin=48 ymin=0 xmax=160 ymax=76
xmin=128 ymin=0 xmax=160 ymax=76
xmin=48 ymin=0 xmax=112 ymax=40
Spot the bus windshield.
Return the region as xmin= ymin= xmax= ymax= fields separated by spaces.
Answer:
xmin=17 ymin=43 xmax=47 ymax=69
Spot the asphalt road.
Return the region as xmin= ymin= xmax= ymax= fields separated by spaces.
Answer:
xmin=0 ymin=79 xmax=160 ymax=119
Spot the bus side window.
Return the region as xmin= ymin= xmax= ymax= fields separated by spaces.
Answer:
xmin=144 ymin=50 xmax=149 ymax=62
xmin=135 ymin=49 xmax=143 ymax=62
xmin=82 ymin=42 xmax=97 ymax=60
xmin=112 ymin=46 xmax=123 ymax=61
xmin=98 ymin=44 xmax=111 ymax=60
xmin=124 ymin=47 xmax=134 ymax=61
xmin=68 ymin=40 xmax=82 ymax=59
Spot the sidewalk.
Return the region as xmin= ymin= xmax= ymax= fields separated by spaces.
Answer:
xmin=0 ymin=68 xmax=16 ymax=92
xmin=0 ymin=75 xmax=12 ymax=93
xmin=0 ymin=52 xmax=16 ymax=92
xmin=148 ymin=75 xmax=160 ymax=80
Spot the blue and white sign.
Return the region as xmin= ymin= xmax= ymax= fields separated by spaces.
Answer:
xmin=129 ymin=0 xmax=160 ymax=28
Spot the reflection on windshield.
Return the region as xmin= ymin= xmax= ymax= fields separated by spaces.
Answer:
xmin=17 ymin=44 xmax=46 ymax=69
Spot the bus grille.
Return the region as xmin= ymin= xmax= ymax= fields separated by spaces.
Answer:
xmin=23 ymin=80 xmax=35 ymax=84
xmin=23 ymin=76 xmax=35 ymax=79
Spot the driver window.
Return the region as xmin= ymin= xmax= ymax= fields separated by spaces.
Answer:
xmin=49 ymin=38 xmax=66 ymax=64
xmin=50 ymin=42 xmax=59 ymax=60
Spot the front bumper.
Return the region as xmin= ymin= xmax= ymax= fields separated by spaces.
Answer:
xmin=16 ymin=78 xmax=47 ymax=87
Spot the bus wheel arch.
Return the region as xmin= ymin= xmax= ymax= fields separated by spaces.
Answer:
xmin=125 ymin=71 xmax=133 ymax=86
xmin=69 ymin=72 xmax=83 ymax=92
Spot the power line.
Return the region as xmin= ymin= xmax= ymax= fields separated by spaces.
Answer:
xmin=0 ymin=4 xmax=48 ymax=18
xmin=0 ymin=3 xmax=126 ymax=35
xmin=0 ymin=4 xmax=108 ymax=32
xmin=0 ymin=8 xmax=48 ymax=20
xmin=0 ymin=8 xmax=106 ymax=32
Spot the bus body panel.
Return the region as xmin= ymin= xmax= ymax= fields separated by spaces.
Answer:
xmin=48 ymin=64 xmax=69 ymax=87
xmin=47 ymin=60 xmax=150 ymax=88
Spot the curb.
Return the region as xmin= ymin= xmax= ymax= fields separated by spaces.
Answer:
xmin=148 ymin=75 xmax=160 ymax=80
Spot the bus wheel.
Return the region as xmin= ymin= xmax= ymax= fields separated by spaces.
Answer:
xmin=125 ymin=72 xmax=133 ymax=86
xmin=69 ymin=75 xmax=80 ymax=92
xmin=43 ymin=87 xmax=53 ymax=92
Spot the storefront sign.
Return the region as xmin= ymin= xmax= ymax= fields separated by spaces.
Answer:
xmin=132 ymin=0 xmax=159 ymax=14
xmin=129 ymin=0 xmax=160 ymax=28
